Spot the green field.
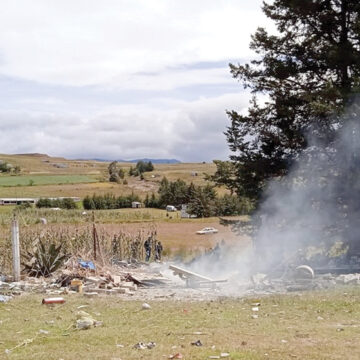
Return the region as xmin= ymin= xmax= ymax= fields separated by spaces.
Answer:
xmin=0 ymin=175 xmax=98 ymax=187
xmin=1 ymin=288 xmax=359 ymax=360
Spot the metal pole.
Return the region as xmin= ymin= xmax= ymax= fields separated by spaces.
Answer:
xmin=11 ymin=216 xmax=20 ymax=281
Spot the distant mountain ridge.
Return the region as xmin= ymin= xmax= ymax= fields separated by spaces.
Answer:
xmin=90 ymin=158 xmax=181 ymax=164
xmin=8 ymin=153 xmax=181 ymax=164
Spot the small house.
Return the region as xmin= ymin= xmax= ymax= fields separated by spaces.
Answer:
xmin=132 ymin=201 xmax=142 ymax=208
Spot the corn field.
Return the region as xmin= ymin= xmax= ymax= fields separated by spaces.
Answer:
xmin=0 ymin=222 xmax=160 ymax=273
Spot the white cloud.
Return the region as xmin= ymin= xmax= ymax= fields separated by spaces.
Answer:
xmin=0 ymin=0 xmax=267 ymax=87
xmin=0 ymin=92 xmax=249 ymax=161
xmin=0 ymin=0 xmax=269 ymax=160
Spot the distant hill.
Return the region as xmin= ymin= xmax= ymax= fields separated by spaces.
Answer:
xmin=14 ymin=153 xmax=49 ymax=157
xmin=91 ymin=158 xmax=181 ymax=164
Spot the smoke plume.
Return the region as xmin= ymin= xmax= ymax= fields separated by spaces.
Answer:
xmin=185 ymin=102 xmax=360 ymax=281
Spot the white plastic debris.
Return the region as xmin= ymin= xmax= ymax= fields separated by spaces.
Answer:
xmin=0 ymin=295 xmax=12 ymax=303
xmin=133 ymin=342 xmax=156 ymax=349
xmin=142 ymin=303 xmax=151 ymax=310
xmin=75 ymin=311 xmax=102 ymax=330
xmin=294 ymin=265 xmax=314 ymax=279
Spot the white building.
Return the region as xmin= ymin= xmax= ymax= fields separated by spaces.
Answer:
xmin=0 ymin=198 xmax=37 ymax=205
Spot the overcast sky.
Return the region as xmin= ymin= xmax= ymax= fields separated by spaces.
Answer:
xmin=0 ymin=0 xmax=268 ymax=162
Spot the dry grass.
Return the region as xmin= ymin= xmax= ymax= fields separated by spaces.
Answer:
xmin=1 ymin=287 xmax=360 ymax=359
xmin=0 ymin=216 xmax=250 ymax=271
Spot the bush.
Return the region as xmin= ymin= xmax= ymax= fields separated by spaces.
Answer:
xmin=36 ymin=198 xmax=77 ymax=209
xmin=82 ymin=193 xmax=141 ymax=210
xmin=215 ymin=194 xmax=254 ymax=216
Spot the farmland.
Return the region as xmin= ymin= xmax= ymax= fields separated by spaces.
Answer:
xmin=0 ymin=153 xmax=217 ymax=198
xmin=0 ymin=174 xmax=98 ymax=187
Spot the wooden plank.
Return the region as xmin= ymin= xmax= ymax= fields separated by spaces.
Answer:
xmin=169 ymin=265 xmax=227 ymax=284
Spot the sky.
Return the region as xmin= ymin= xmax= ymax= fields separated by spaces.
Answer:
xmin=0 ymin=0 xmax=268 ymax=162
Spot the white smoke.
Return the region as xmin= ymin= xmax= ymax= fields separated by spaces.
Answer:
xmin=183 ymin=102 xmax=360 ymax=282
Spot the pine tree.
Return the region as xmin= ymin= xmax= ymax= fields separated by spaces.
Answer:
xmin=226 ymin=0 xmax=360 ymax=199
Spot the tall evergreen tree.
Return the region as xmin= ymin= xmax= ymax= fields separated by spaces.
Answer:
xmin=226 ymin=0 xmax=360 ymax=199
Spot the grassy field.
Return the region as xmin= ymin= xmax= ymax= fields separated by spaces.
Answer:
xmin=0 ymin=206 xmax=223 ymax=223
xmin=0 ymin=175 xmax=98 ymax=187
xmin=1 ymin=287 xmax=359 ymax=359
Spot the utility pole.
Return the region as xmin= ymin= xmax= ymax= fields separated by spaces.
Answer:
xmin=11 ymin=215 xmax=20 ymax=281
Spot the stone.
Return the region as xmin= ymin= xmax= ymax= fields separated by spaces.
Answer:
xmin=84 ymin=292 xmax=99 ymax=298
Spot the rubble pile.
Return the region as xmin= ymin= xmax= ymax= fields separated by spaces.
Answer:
xmin=2 ymin=261 xmax=360 ymax=302
xmin=0 ymin=258 xmax=171 ymax=300
xmin=244 ymin=269 xmax=360 ymax=295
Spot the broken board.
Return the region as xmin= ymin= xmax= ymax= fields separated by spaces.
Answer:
xmin=169 ymin=265 xmax=227 ymax=288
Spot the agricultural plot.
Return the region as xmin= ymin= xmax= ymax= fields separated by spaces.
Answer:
xmin=0 ymin=154 xmax=218 ymax=198
xmin=0 ymin=175 xmax=98 ymax=187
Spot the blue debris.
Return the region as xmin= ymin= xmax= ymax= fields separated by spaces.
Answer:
xmin=0 ymin=295 xmax=12 ymax=303
xmin=78 ymin=260 xmax=96 ymax=270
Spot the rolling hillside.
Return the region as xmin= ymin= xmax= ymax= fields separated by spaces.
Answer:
xmin=0 ymin=153 xmax=218 ymax=199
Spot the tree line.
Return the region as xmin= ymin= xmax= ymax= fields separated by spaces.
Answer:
xmin=81 ymin=177 xmax=252 ymax=216
xmin=144 ymin=177 xmax=253 ymax=217
xmin=36 ymin=198 xmax=77 ymax=209
xmin=83 ymin=193 xmax=141 ymax=210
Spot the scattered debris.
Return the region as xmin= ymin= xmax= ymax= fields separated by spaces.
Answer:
xmin=42 ymin=297 xmax=65 ymax=305
xmin=294 ymin=265 xmax=315 ymax=280
xmin=75 ymin=311 xmax=102 ymax=330
xmin=133 ymin=342 xmax=156 ymax=349
xmin=4 ymin=336 xmax=37 ymax=354
xmin=70 ymin=279 xmax=83 ymax=293
xmin=169 ymin=353 xmax=183 ymax=359
xmin=0 ymin=295 xmax=12 ymax=303
xmin=191 ymin=339 xmax=203 ymax=346
xmin=169 ymin=265 xmax=227 ymax=288
xmin=78 ymin=260 xmax=96 ymax=271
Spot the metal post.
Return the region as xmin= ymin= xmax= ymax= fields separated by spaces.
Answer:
xmin=11 ymin=216 xmax=20 ymax=281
